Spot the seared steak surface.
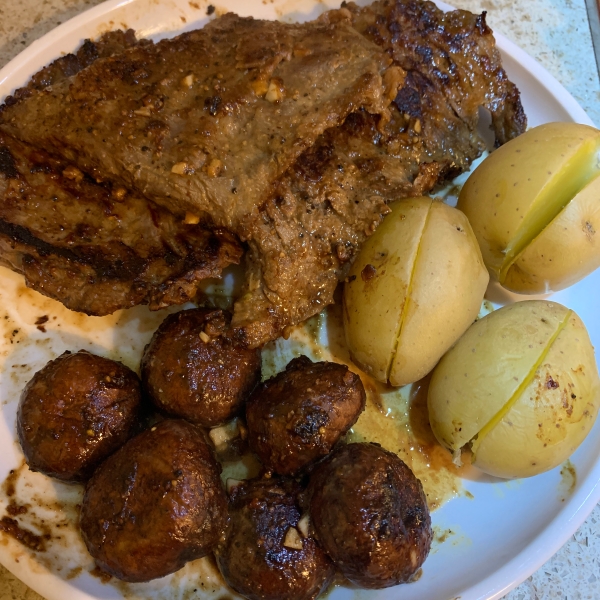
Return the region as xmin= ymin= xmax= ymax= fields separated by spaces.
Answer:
xmin=0 ymin=29 xmax=241 ymax=314
xmin=0 ymin=134 xmax=242 ymax=314
xmin=232 ymin=0 xmax=526 ymax=345
xmin=3 ymin=29 xmax=147 ymax=106
xmin=0 ymin=14 xmax=393 ymax=228
xmin=0 ymin=2 xmax=526 ymax=345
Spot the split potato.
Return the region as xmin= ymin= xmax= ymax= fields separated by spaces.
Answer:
xmin=343 ymin=197 xmax=488 ymax=387
xmin=428 ymin=300 xmax=600 ymax=478
xmin=458 ymin=122 xmax=600 ymax=293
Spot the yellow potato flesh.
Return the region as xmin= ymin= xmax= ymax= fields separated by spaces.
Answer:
xmin=389 ymin=202 xmax=488 ymax=386
xmin=343 ymin=197 xmax=488 ymax=385
xmin=427 ymin=301 xmax=566 ymax=451
xmin=502 ymin=175 xmax=600 ymax=293
xmin=343 ymin=197 xmax=430 ymax=382
xmin=428 ymin=300 xmax=600 ymax=478
xmin=473 ymin=310 xmax=599 ymax=478
xmin=457 ymin=122 xmax=600 ymax=290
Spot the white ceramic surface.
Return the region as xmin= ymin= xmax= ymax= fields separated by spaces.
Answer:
xmin=0 ymin=1 xmax=598 ymax=600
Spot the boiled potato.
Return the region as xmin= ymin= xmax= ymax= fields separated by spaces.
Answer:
xmin=458 ymin=122 xmax=600 ymax=293
xmin=343 ymin=197 xmax=488 ymax=387
xmin=428 ymin=300 xmax=600 ymax=478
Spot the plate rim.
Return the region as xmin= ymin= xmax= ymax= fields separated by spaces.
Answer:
xmin=0 ymin=1 xmax=597 ymax=600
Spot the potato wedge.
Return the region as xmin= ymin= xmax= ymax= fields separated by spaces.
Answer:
xmin=428 ymin=300 xmax=600 ymax=478
xmin=343 ymin=197 xmax=488 ymax=386
xmin=458 ymin=122 xmax=600 ymax=293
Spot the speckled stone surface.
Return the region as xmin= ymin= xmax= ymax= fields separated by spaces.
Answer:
xmin=0 ymin=1 xmax=599 ymax=599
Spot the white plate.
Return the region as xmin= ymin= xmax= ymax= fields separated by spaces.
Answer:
xmin=0 ymin=1 xmax=597 ymax=600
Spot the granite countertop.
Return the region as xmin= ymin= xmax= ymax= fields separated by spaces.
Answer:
xmin=0 ymin=0 xmax=599 ymax=599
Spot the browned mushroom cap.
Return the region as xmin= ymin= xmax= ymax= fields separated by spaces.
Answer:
xmin=215 ymin=477 xmax=334 ymax=600
xmin=141 ymin=308 xmax=262 ymax=428
xmin=246 ymin=356 xmax=366 ymax=475
xmin=80 ymin=419 xmax=228 ymax=582
xmin=17 ymin=350 xmax=141 ymax=483
xmin=307 ymin=442 xmax=432 ymax=589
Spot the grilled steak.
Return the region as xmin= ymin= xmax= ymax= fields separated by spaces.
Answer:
xmin=348 ymin=0 xmax=526 ymax=148
xmin=0 ymin=13 xmax=394 ymax=228
xmin=230 ymin=0 xmax=526 ymax=346
xmin=0 ymin=3 xmax=526 ymax=345
xmin=0 ymin=31 xmax=242 ymax=315
xmin=0 ymin=133 xmax=242 ymax=314
xmin=3 ymin=29 xmax=147 ymax=107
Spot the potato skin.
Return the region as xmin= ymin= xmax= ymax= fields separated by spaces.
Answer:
xmin=458 ymin=122 xmax=600 ymax=293
xmin=428 ymin=301 xmax=567 ymax=451
xmin=343 ymin=197 xmax=488 ymax=386
xmin=473 ymin=308 xmax=599 ymax=477
xmin=343 ymin=197 xmax=429 ymax=383
xmin=388 ymin=200 xmax=488 ymax=386
xmin=428 ymin=300 xmax=600 ymax=478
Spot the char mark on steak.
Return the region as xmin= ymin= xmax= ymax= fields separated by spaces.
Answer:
xmin=0 ymin=3 xmax=525 ymax=346
xmin=0 ymin=13 xmax=394 ymax=230
xmin=229 ymin=0 xmax=526 ymax=346
xmin=355 ymin=0 xmax=527 ymax=147
xmin=0 ymin=133 xmax=242 ymax=315
xmin=0 ymin=30 xmax=242 ymax=315
xmin=2 ymin=29 xmax=148 ymax=110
